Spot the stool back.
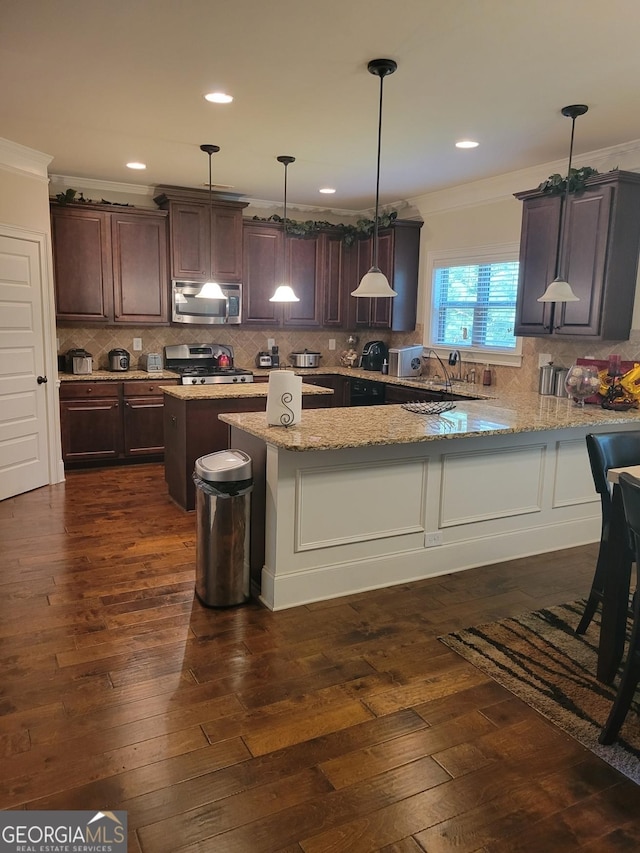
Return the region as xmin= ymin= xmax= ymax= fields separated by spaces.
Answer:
xmin=586 ymin=432 xmax=640 ymax=530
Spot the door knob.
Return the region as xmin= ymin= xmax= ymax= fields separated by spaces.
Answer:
xmin=37 ymin=375 xmax=48 ymax=384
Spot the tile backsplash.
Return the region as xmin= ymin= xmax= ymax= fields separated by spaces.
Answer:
xmin=56 ymin=323 xmax=640 ymax=393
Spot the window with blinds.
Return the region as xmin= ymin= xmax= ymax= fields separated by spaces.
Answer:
xmin=431 ymin=260 xmax=519 ymax=352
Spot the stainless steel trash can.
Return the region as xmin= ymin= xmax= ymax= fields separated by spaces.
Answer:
xmin=193 ymin=450 xmax=253 ymax=607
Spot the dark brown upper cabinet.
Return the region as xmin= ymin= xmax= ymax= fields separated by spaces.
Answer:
xmin=514 ymin=170 xmax=640 ymax=340
xmin=51 ymin=203 xmax=169 ymax=325
xmin=242 ymin=217 xmax=421 ymax=331
xmin=347 ymin=220 xmax=422 ymax=332
xmin=154 ymin=186 xmax=248 ymax=282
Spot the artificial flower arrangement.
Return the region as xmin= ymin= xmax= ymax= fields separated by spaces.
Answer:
xmin=597 ymin=363 xmax=640 ymax=410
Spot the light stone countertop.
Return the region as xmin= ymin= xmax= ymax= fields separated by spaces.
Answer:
xmin=59 ymin=365 xmax=492 ymax=398
xmin=159 ymin=382 xmax=333 ymax=400
xmin=219 ymin=391 xmax=640 ymax=452
xmin=59 ymin=369 xmax=181 ymax=382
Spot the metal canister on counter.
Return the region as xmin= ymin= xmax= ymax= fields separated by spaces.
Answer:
xmin=554 ymin=367 xmax=569 ymax=397
xmin=538 ymin=364 xmax=556 ymax=395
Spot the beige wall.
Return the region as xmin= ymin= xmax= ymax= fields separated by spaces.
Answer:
xmin=0 ymin=166 xmax=51 ymax=232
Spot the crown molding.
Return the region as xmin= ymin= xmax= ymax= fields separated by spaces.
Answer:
xmin=410 ymin=138 xmax=640 ymax=215
xmin=49 ymin=174 xmax=154 ymax=197
xmin=0 ymin=137 xmax=52 ymax=178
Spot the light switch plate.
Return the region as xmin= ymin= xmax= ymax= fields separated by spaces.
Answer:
xmin=133 ymin=338 xmax=142 ymax=351
xmin=267 ymin=338 xmax=275 ymax=349
xmin=329 ymin=339 xmax=336 ymax=350
xmin=538 ymin=352 xmax=552 ymax=367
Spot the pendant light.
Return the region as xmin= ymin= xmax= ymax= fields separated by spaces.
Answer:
xmin=196 ymin=144 xmax=227 ymax=300
xmin=537 ymin=104 xmax=588 ymax=304
xmin=351 ymin=58 xmax=398 ymax=298
xmin=270 ymin=155 xmax=300 ymax=303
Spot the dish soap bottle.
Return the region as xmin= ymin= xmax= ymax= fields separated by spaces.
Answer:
xmin=482 ymin=365 xmax=492 ymax=386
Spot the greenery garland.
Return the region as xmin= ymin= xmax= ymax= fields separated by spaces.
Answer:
xmin=251 ymin=210 xmax=398 ymax=247
xmin=537 ymin=166 xmax=600 ymax=194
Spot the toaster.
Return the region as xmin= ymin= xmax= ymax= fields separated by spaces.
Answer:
xmin=388 ymin=345 xmax=424 ymax=377
xmin=140 ymin=352 xmax=163 ymax=372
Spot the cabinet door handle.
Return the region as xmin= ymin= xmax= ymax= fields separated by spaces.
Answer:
xmin=37 ymin=375 xmax=48 ymax=384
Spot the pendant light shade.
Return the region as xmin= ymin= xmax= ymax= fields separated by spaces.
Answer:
xmin=270 ymin=285 xmax=299 ymax=302
xmin=196 ymin=144 xmax=226 ymax=300
xmin=269 ymin=155 xmax=300 ymax=303
xmin=352 ymin=58 xmax=398 ymax=299
xmin=537 ymin=278 xmax=580 ymax=302
xmin=537 ymin=104 xmax=587 ymax=304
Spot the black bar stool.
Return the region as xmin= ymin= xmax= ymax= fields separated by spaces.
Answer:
xmin=600 ymin=470 xmax=640 ymax=744
xmin=578 ymin=432 xmax=640 ymax=637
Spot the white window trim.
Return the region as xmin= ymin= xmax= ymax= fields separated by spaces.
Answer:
xmin=423 ymin=241 xmax=523 ymax=368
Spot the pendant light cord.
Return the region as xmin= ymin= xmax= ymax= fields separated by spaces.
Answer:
xmin=556 ymin=117 xmax=576 ymax=280
xmin=372 ymin=72 xmax=385 ymax=270
xmin=283 ymin=161 xmax=288 ymax=275
xmin=208 ymin=151 xmax=213 ymax=280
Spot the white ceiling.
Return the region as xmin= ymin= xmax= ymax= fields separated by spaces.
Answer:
xmin=3 ymin=0 xmax=640 ymax=211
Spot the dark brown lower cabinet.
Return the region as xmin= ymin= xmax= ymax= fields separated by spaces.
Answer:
xmin=60 ymin=383 xmax=122 ymax=463
xmin=164 ymin=391 xmax=332 ymax=511
xmin=384 ymin=384 xmax=477 ymax=403
xmin=60 ymin=380 xmax=178 ymax=466
xmin=292 ymin=373 xmax=350 ymax=406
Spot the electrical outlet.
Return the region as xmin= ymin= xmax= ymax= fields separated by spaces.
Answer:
xmin=267 ymin=338 xmax=275 ymax=349
xmin=538 ymin=352 xmax=552 ymax=367
xmin=424 ymin=531 xmax=443 ymax=547
xmin=133 ymin=338 xmax=143 ymax=351
xmin=329 ymin=339 xmax=336 ymax=350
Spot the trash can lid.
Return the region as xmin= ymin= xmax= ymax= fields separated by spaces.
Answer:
xmin=195 ymin=449 xmax=252 ymax=483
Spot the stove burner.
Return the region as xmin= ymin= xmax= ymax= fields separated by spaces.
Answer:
xmin=179 ymin=368 xmax=254 ymax=385
xmin=164 ymin=343 xmax=254 ymax=384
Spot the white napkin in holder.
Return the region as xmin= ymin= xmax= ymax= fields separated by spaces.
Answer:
xmin=266 ymin=370 xmax=302 ymax=426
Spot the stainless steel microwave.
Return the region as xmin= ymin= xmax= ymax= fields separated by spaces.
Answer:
xmin=171 ymin=280 xmax=242 ymax=325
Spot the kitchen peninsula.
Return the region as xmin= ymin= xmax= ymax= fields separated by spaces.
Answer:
xmin=220 ymin=394 xmax=640 ymax=610
xmin=162 ymin=381 xmax=333 ymax=510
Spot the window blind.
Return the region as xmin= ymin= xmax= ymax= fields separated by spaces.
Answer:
xmin=432 ymin=261 xmax=519 ymax=351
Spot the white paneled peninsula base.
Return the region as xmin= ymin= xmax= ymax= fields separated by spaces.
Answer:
xmin=220 ymin=394 xmax=640 ymax=611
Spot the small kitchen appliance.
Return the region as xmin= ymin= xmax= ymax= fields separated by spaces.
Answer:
xmin=388 ymin=345 xmax=423 ymax=377
xmin=140 ymin=352 xmax=163 ymax=373
xmin=108 ymin=348 xmax=130 ymax=372
xmin=360 ymin=340 xmax=388 ymax=371
xmin=172 ymin=280 xmax=242 ymax=325
xmin=65 ymin=348 xmax=92 ymax=375
xmin=289 ymin=350 xmax=322 ymax=368
xmin=256 ymin=352 xmax=273 ymax=368
xmin=164 ymin=343 xmax=254 ymax=385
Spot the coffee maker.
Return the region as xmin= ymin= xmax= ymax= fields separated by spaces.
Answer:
xmin=360 ymin=340 xmax=388 ymax=371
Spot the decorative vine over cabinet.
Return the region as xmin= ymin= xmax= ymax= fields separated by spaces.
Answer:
xmin=514 ymin=170 xmax=640 ymax=340
xmin=153 ymin=186 xmax=248 ymax=282
xmin=51 ymin=203 xmax=169 ymax=324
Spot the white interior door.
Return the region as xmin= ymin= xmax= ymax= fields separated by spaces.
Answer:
xmin=0 ymin=232 xmax=51 ymax=500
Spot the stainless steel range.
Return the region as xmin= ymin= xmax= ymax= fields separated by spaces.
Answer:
xmin=164 ymin=344 xmax=254 ymax=385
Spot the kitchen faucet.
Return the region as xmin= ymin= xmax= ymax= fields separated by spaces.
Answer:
xmin=448 ymin=350 xmax=462 ymax=381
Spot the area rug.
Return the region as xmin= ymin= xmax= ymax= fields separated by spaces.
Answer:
xmin=439 ymin=600 xmax=640 ymax=784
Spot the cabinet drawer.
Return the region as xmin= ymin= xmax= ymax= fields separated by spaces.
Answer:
xmin=123 ymin=380 xmax=178 ymax=397
xmin=59 ymin=381 xmax=120 ymax=399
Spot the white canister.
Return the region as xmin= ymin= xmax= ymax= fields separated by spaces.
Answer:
xmin=266 ymin=370 xmax=302 ymax=426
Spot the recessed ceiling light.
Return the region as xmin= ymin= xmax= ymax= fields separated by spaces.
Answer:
xmin=204 ymin=92 xmax=233 ymax=104
xmin=455 ymin=140 xmax=479 ymax=149
xmin=319 ymin=187 xmax=336 ymax=194
xmin=126 ymin=162 xmax=146 ymax=170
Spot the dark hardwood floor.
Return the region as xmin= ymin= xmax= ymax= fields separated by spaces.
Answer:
xmin=1 ymin=463 xmax=639 ymax=852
